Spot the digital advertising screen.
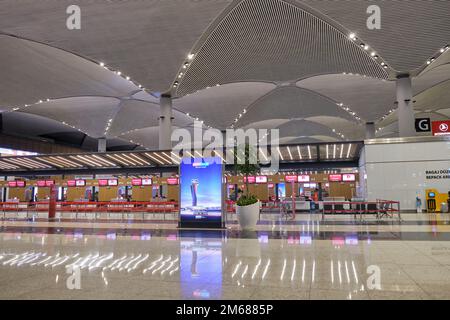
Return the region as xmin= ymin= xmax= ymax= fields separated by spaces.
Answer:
xmin=107 ymin=179 xmax=118 ymax=186
xmin=298 ymin=175 xmax=310 ymax=182
xmin=142 ymin=178 xmax=152 ymax=186
xmin=342 ymin=174 xmax=356 ymax=182
xmin=179 ymin=157 xmax=223 ymax=228
xmin=277 ymin=183 xmax=286 ymax=198
xmin=75 ymin=180 xmax=86 ymax=187
xmin=255 ymin=176 xmax=267 ymax=184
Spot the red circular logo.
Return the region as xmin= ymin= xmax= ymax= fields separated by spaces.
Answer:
xmin=439 ymin=123 xmax=449 ymax=132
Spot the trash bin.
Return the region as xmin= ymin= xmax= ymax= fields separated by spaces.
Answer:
xmin=441 ymin=202 xmax=449 ymax=213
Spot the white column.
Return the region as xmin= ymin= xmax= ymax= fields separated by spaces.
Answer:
xmin=159 ymin=95 xmax=173 ymax=150
xmin=396 ymin=75 xmax=415 ymax=137
xmin=365 ymin=122 xmax=376 ymax=139
xmin=98 ymin=137 xmax=106 ymax=152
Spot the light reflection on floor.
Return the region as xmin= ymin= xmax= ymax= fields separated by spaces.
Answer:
xmin=1 ymin=213 xmax=450 ymax=300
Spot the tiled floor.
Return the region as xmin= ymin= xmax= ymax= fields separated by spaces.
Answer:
xmin=1 ymin=212 xmax=450 ymax=300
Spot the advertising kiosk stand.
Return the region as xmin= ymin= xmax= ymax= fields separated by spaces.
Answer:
xmin=178 ymin=157 xmax=225 ymax=229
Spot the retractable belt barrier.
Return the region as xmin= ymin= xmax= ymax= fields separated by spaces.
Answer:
xmin=0 ymin=201 xmax=179 ymax=220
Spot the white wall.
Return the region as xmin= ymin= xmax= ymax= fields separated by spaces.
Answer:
xmin=361 ymin=140 xmax=450 ymax=210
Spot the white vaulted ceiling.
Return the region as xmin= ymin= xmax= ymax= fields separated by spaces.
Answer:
xmin=0 ymin=0 xmax=449 ymax=150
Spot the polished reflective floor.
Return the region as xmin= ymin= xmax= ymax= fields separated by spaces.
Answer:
xmin=1 ymin=212 xmax=450 ymax=300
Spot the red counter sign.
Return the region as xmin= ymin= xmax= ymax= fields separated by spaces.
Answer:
xmin=244 ymin=176 xmax=256 ymax=184
xmin=167 ymin=177 xmax=179 ymax=185
xmin=45 ymin=180 xmax=55 ymax=187
xmin=37 ymin=180 xmax=46 ymax=187
xmin=432 ymin=120 xmax=450 ymax=136
xmin=132 ymin=178 xmax=142 ymax=186
xmin=285 ymin=175 xmax=297 ymax=182
xmin=16 ymin=181 xmax=26 ymax=187
xmin=98 ymin=179 xmax=108 ymax=186
xmin=8 ymin=181 xmax=17 ymax=187
xmin=67 ymin=180 xmax=76 ymax=187
xmin=329 ymin=174 xmax=342 ymax=182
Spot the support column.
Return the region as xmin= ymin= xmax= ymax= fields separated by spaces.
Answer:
xmin=365 ymin=122 xmax=376 ymax=139
xmin=159 ymin=94 xmax=173 ymax=150
xmin=98 ymin=137 xmax=106 ymax=152
xmin=396 ymin=75 xmax=415 ymax=137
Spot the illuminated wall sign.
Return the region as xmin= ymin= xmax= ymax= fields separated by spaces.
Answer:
xmin=268 ymin=183 xmax=274 ymax=189
xmin=179 ymin=157 xmax=223 ymax=228
xmin=342 ymin=174 xmax=356 ymax=182
xmin=167 ymin=177 xmax=179 ymax=185
xmin=131 ymin=178 xmax=142 ymax=186
xmin=142 ymin=178 xmax=152 ymax=186
xmin=98 ymin=179 xmax=108 ymax=186
xmin=45 ymin=180 xmax=55 ymax=187
xmin=37 ymin=180 xmax=46 ymax=187
xmin=285 ymin=175 xmax=297 ymax=182
xmin=244 ymin=176 xmax=256 ymax=184
xmin=67 ymin=180 xmax=76 ymax=187
xmin=298 ymin=175 xmax=310 ymax=182
xmin=107 ymin=179 xmax=118 ymax=186
xmin=255 ymin=176 xmax=267 ymax=184
xmin=75 ymin=180 xmax=86 ymax=187
xmin=328 ymin=174 xmax=342 ymax=182
xmin=432 ymin=120 xmax=450 ymax=136
xmin=18 ymin=181 xmax=26 ymax=187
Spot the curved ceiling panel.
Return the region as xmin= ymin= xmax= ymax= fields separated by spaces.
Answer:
xmin=18 ymin=97 xmax=120 ymax=138
xmin=414 ymin=80 xmax=450 ymax=113
xmin=236 ymin=86 xmax=356 ymax=128
xmin=176 ymin=0 xmax=387 ymax=96
xmin=297 ymin=74 xmax=395 ymax=122
xmin=108 ymin=100 xmax=193 ymax=138
xmin=2 ymin=112 xmax=80 ymax=137
xmin=275 ymin=119 xmax=341 ymax=140
xmin=414 ymin=64 xmax=450 ymax=96
xmin=300 ymin=0 xmax=450 ymax=73
xmin=174 ymin=82 xmax=276 ymax=129
xmin=0 ymin=0 xmax=231 ymax=92
xmin=305 ymin=116 xmax=364 ymax=140
xmin=0 ymin=35 xmax=137 ymax=109
xmin=279 ymin=135 xmax=339 ymax=144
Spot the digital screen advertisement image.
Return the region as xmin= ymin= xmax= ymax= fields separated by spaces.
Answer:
xmin=179 ymin=157 xmax=223 ymax=228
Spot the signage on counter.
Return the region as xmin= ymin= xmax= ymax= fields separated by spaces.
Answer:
xmin=75 ymin=180 xmax=86 ymax=187
xmin=284 ymin=175 xmax=297 ymax=183
xmin=45 ymin=180 xmax=55 ymax=187
xmin=37 ymin=180 xmax=46 ymax=187
xmin=107 ymin=179 xmax=118 ymax=186
xmin=425 ymin=169 xmax=450 ymax=180
xmin=142 ymin=178 xmax=152 ymax=186
xmin=432 ymin=120 xmax=450 ymax=136
xmin=298 ymin=175 xmax=310 ymax=182
xmin=67 ymin=180 xmax=76 ymax=187
xmin=167 ymin=177 xmax=179 ymax=185
xmin=243 ymin=176 xmax=256 ymax=184
xmin=342 ymin=174 xmax=356 ymax=182
xmin=255 ymin=176 xmax=267 ymax=184
xmin=131 ymin=178 xmax=142 ymax=186
xmin=328 ymin=174 xmax=342 ymax=182
xmin=98 ymin=179 xmax=108 ymax=186
xmin=415 ymin=118 xmax=431 ymax=132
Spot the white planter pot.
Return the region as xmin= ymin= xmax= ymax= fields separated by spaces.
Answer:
xmin=236 ymin=201 xmax=260 ymax=231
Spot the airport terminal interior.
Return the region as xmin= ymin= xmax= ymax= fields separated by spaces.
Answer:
xmin=1 ymin=0 xmax=450 ymax=300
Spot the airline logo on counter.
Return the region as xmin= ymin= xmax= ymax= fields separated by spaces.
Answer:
xmin=432 ymin=120 xmax=450 ymax=136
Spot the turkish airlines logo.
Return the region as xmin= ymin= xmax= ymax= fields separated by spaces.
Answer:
xmin=432 ymin=121 xmax=450 ymax=136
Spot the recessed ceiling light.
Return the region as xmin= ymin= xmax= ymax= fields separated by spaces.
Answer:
xmin=116 ymin=71 xmax=121 ymax=75
xmin=99 ymin=62 xmax=105 ymax=67
xmin=126 ymin=76 xmax=130 ymax=80
xmin=187 ymin=53 xmax=195 ymax=60
xmin=371 ymin=52 xmax=376 ymax=57
xmin=349 ymin=33 xmax=356 ymax=40
xmin=364 ymin=45 xmax=369 ymax=50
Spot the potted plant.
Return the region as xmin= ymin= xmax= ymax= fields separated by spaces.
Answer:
xmin=234 ymin=143 xmax=260 ymax=230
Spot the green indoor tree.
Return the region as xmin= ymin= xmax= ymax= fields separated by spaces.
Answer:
xmin=234 ymin=143 xmax=260 ymax=206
